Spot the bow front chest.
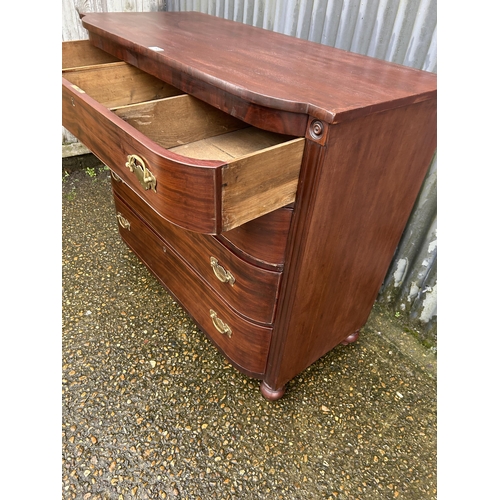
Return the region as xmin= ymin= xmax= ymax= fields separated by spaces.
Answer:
xmin=62 ymin=11 xmax=437 ymax=400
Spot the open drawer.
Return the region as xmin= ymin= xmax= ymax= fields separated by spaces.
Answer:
xmin=62 ymin=40 xmax=305 ymax=234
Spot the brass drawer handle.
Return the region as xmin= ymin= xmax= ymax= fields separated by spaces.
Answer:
xmin=110 ymin=170 xmax=122 ymax=182
xmin=210 ymin=257 xmax=235 ymax=286
xmin=116 ymin=212 xmax=131 ymax=230
xmin=125 ymin=154 xmax=157 ymax=192
xmin=210 ymin=309 xmax=232 ymax=338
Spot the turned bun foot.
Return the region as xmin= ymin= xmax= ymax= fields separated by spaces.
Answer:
xmin=341 ymin=329 xmax=360 ymax=345
xmin=260 ymin=381 xmax=286 ymax=401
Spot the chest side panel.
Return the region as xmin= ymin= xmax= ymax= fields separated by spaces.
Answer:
xmin=266 ymin=99 xmax=437 ymax=390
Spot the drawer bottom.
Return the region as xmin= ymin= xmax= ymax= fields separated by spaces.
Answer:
xmin=113 ymin=193 xmax=272 ymax=377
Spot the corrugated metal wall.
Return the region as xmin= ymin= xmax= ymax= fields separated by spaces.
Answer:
xmin=62 ymin=0 xmax=438 ymax=344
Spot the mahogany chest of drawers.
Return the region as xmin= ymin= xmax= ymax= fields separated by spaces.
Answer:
xmin=62 ymin=12 xmax=437 ymax=400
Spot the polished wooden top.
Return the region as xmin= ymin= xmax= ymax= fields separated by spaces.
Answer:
xmin=81 ymin=11 xmax=436 ymax=124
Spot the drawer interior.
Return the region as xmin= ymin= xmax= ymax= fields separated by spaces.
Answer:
xmin=113 ymin=97 xmax=292 ymax=161
xmin=63 ymin=64 xmax=183 ymax=109
xmin=63 ymin=40 xmax=305 ymax=232
xmin=62 ymin=40 xmax=120 ymax=70
xmin=63 ymin=46 xmax=296 ymax=161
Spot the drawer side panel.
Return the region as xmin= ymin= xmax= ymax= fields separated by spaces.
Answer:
xmin=221 ymin=138 xmax=304 ymax=231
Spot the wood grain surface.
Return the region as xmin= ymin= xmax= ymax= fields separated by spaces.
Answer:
xmin=62 ymin=14 xmax=437 ymax=399
xmin=216 ymin=206 xmax=293 ymax=271
xmin=112 ymin=175 xmax=282 ymax=325
xmin=64 ymin=63 xmax=182 ymax=108
xmin=63 ymin=39 xmax=120 ymax=70
xmin=81 ymin=11 xmax=436 ymax=125
xmin=62 ymin=74 xmax=302 ymax=233
xmin=114 ymin=193 xmax=272 ymax=377
xmin=62 ymin=78 xmax=223 ymax=233
xmin=265 ymin=98 xmax=437 ymax=390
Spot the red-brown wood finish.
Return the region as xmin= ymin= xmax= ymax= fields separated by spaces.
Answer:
xmin=260 ymin=382 xmax=286 ymax=402
xmin=85 ymin=35 xmax=309 ymax=137
xmin=62 ymin=79 xmax=224 ymax=233
xmin=111 ymin=174 xmax=282 ymax=324
xmin=341 ymin=330 xmax=361 ymax=346
xmin=114 ymin=194 xmax=272 ymax=377
xmin=216 ymin=206 xmax=293 ymax=271
xmin=81 ymin=12 xmax=436 ymax=126
xmin=264 ymin=99 xmax=437 ymax=392
xmin=63 ymin=12 xmax=437 ymax=400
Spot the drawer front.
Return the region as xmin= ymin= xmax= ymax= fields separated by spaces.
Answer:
xmin=63 ymin=78 xmax=220 ymax=233
xmin=217 ymin=205 xmax=293 ymax=270
xmin=62 ymin=57 xmax=304 ymax=234
xmin=112 ymin=175 xmax=281 ymax=324
xmin=112 ymin=170 xmax=292 ymax=270
xmin=113 ymin=195 xmax=272 ymax=376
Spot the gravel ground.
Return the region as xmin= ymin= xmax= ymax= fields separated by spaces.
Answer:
xmin=62 ymin=164 xmax=437 ymax=499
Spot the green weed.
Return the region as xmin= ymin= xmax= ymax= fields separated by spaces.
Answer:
xmin=85 ymin=167 xmax=96 ymax=178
